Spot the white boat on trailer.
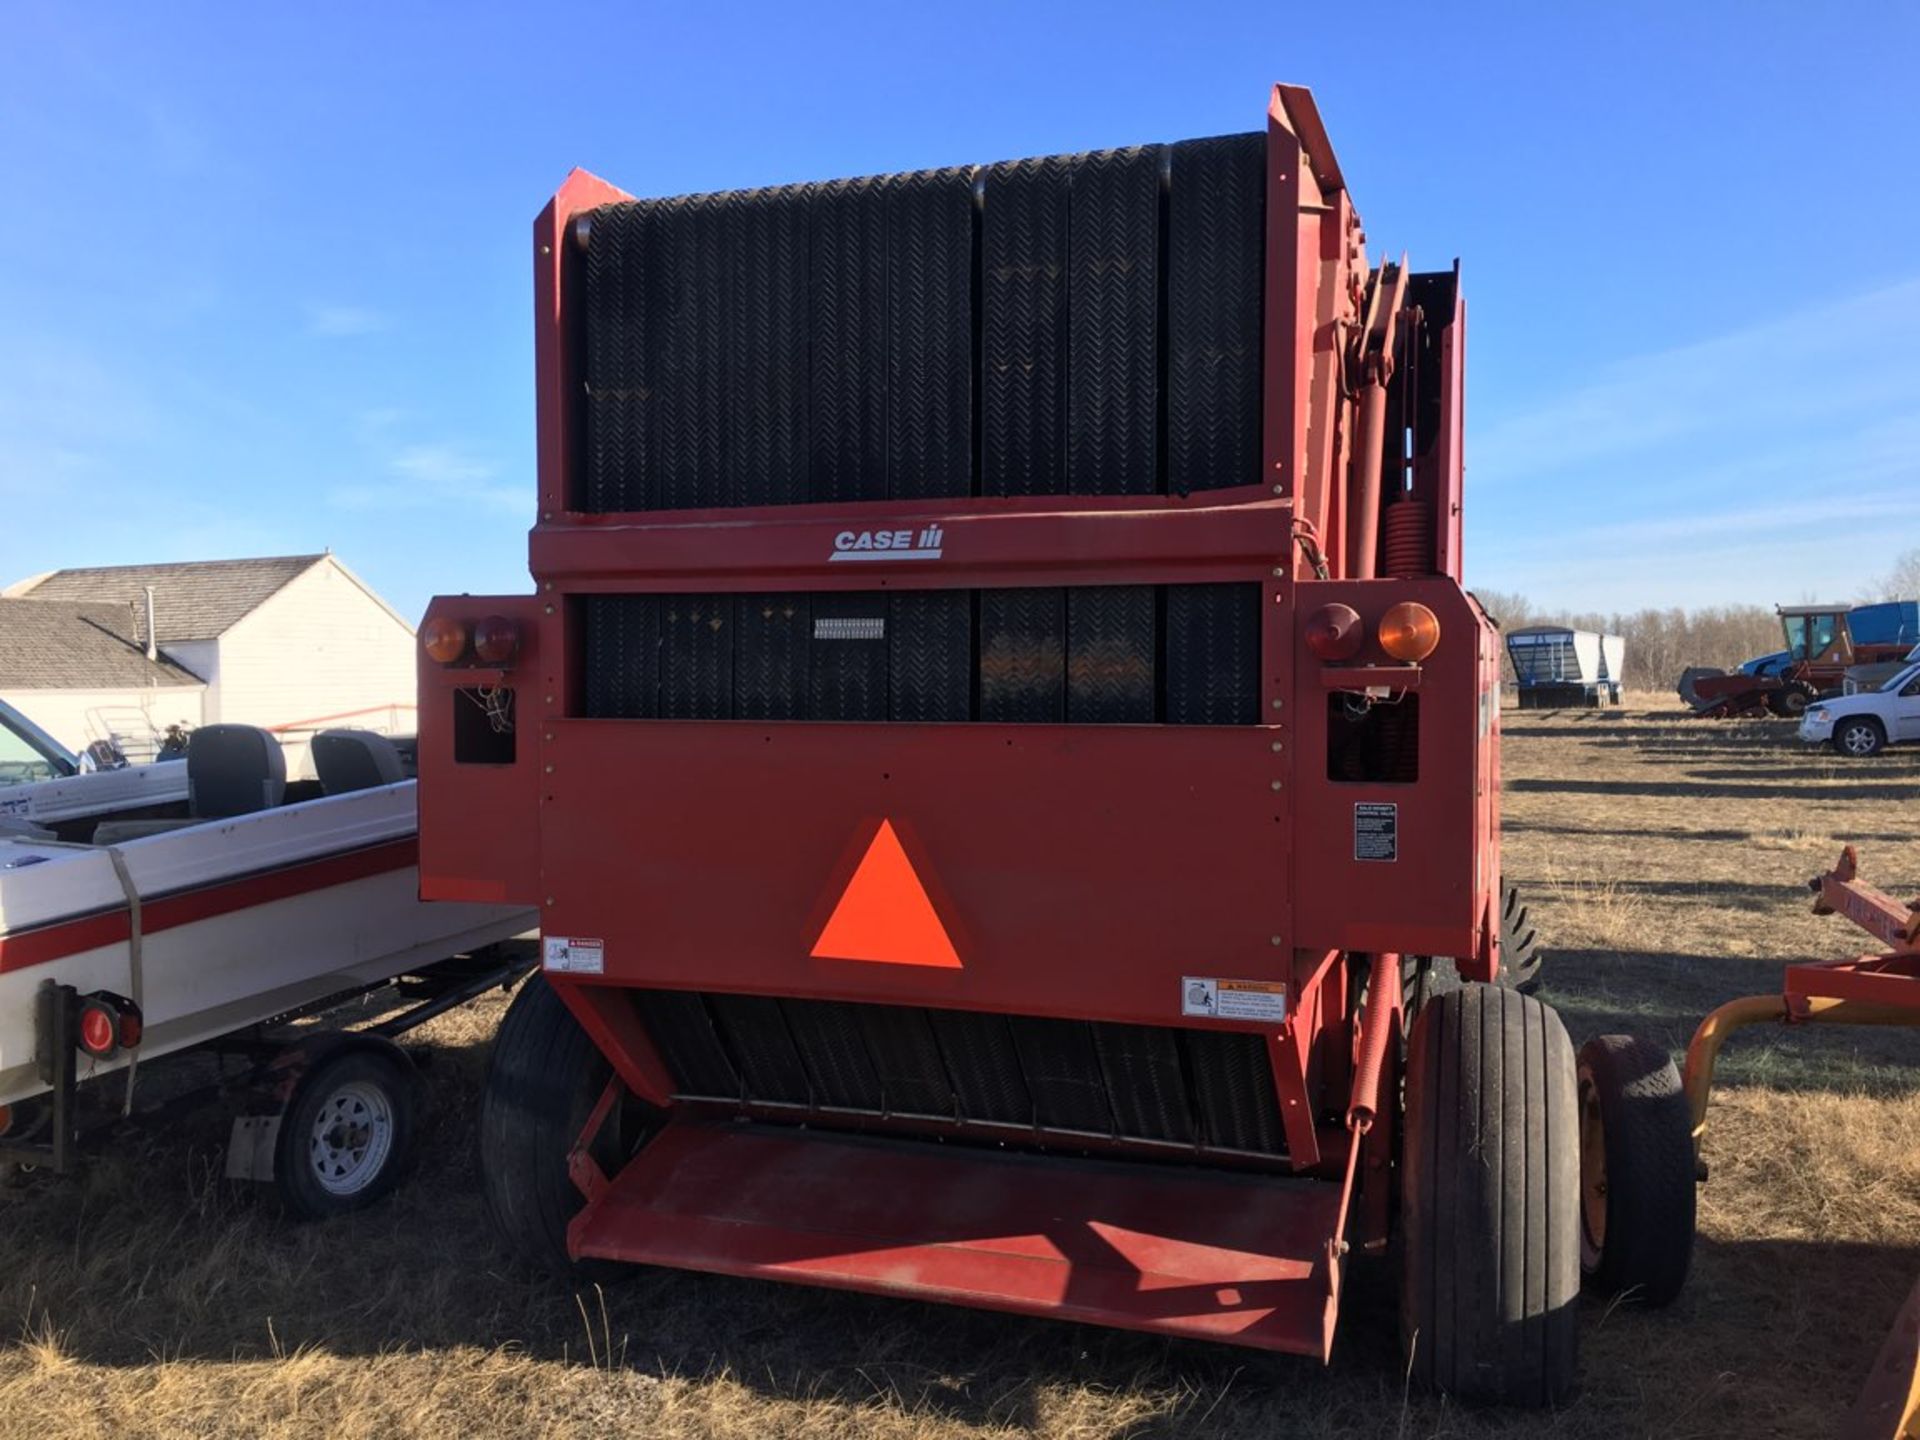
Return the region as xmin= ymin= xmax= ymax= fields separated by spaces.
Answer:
xmin=0 ymin=722 xmax=535 ymax=1214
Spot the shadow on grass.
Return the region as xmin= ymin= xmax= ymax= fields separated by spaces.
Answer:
xmin=1504 ymin=820 xmax=1917 ymax=846
xmin=1509 ymin=776 xmax=1917 ymax=802
xmin=2 ymin=1033 xmax=1914 ymax=1440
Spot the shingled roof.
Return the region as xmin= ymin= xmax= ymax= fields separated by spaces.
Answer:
xmin=0 ymin=600 xmax=203 ymax=689
xmin=11 ymin=555 xmax=325 ymax=643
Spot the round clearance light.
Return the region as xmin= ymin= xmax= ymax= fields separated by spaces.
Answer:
xmin=1379 ymin=601 xmax=1442 ymax=663
xmin=1304 ymin=603 xmax=1365 ymax=662
xmin=422 ymin=615 xmax=469 ymax=665
xmin=471 ymin=614 xmax=521 ymax=665
xmin=78 ymin=1001 xmax=119 ymax=1058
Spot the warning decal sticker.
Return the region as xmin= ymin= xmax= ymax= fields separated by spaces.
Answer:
xmin=1181 ymin=977 xmax=1288 ymax=1023
xmin=543 ymin=936 xmax=605 ymax=975
xmin=1354 ymin=802 xmax=1398 ymax=862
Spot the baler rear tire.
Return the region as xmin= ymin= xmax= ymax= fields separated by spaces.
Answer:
xmin=1499 ymin=880 xmax=1544 ymax=994
xmin=1575 ymin=1034 xmax=1695 ymax=1307
xmin=478 ymin=974 xmax=618 ymax=1278
xmin=1401 ymin=986 xmax=1580 ymax=1406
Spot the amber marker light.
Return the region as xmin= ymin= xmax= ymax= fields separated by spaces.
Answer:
xmin=1378 ymin=601 xmax=1441 ymax=662
xmin=422 ymin=615 xmax=469 ymax=664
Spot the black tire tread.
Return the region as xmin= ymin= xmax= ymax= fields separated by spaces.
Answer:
xmin=1577 ymin=1034 xmax=1695 ymax=1306
xmin=1501 ymin=879 xmax=1544 ymax=993
xmin=478 ymin=975 xmax=613 ymax=1276
xmin=1767 ymin=679 xmax=1818 ymax=718
xmin=1403 ymin=985 xmax=1580 ymax=1406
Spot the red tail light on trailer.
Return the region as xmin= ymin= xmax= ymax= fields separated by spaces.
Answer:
xmin=75 ymin=992 xmax=142 ymax=1060
xmin=1305 ymin=603 xmax=1365 ymax=661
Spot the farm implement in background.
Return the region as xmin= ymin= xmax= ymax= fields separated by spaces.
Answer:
xmin=1679 ymin=601 xmax=1918 ymax=719
xmin=1682 ymin=845 xmax=1920 ymax=1439
xmin=1506 ymin=624 xmax=1624 ymax=709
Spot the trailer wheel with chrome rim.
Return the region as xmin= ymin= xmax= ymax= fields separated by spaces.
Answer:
xmin=274 ymin=1041 xmax=417 ymax=1220
xmin=1575 ymin=1034 xmax=1695 ymax=1306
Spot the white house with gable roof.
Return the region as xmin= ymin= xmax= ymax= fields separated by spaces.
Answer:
xmin=0 ymin=554 xmax=416 ymax=774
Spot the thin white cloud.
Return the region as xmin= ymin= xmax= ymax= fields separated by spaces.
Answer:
xmin=356 ymin=406 xmax=407 ymax=433
xmin=327 ymin=442 xmax=524 ymax=517
xmin=389 ymin=443 xmax=496 ymax=485
xmin=1473 ymin=277 xmax=1920 ymax=488
xmin=1467 ymin=276 xmax=1920 ymax=613
xmin=305 ymin=303 xmax=390 ymax=339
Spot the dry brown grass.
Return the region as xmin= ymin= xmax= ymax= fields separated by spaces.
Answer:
xmin=1 ymin=701 xmax=1916 ymax=1437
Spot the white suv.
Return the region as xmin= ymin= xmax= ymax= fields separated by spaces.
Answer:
xmin=1801 ymin=660 xmax=1920 ymax=757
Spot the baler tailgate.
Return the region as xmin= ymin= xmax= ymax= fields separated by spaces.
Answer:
xmin=571 ymin=1121 xmax=1341 ymax=1355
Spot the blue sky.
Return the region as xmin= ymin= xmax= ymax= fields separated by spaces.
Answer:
xmin=2 ymin=2 xmax=1915 ymax=623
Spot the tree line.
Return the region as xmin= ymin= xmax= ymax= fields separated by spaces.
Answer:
xmin=1475 ymin=547 xmax=1918 ymax=694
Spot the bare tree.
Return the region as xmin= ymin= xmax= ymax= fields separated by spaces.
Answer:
xmin=1867 ymin=547 xmax=1920 ymax=602
xmin=1482 ymin=595 xmax=1781 ymax=692
xmin=1470 ymin=589 xmax=1533 ymax=631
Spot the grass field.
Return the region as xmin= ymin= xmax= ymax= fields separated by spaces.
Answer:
xmin=2 ymin=703 xmax=1916 ymax=1438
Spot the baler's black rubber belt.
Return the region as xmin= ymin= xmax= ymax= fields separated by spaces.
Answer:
xmin=809 ymin=178 xmax=889 ymax=503
xmin=980 ymin=156 xmax=1069 ymax=498
xmin=722 ymin=186 xmax=811 ymax=508
xmin=1067 ymin=145 xmax=1162 ymax=497
xmin=886 ymin=167 xmax=975 ymax=500
xmin=1067 ymin=585 xmax=1155 ymax=722
xmin=1166 ymin=133 xmax=1264 ymax=495
xmin=979 ymin=588 xmax=1065 ymax=722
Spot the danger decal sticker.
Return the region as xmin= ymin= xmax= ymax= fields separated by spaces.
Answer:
xmin=543 ymin=936 xmax=605 ymax=975
xmin=1181 ymin=977 xmax=1288 ymax=1023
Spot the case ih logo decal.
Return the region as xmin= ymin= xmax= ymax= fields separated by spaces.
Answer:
xmin=829 ymin=526 xmax=945 ymax=562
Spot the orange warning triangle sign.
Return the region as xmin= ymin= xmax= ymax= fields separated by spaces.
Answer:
xmin=811 ymin=820 xmax=962 ymax=968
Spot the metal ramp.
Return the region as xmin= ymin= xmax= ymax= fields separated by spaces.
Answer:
xmin=569 ymin=1120 xmax=1343 ymax=1356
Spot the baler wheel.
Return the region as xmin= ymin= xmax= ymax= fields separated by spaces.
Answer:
xmin=479 ymin=975 xmax=633 ymax=1277
xmin=1574 ymin=1035 xmax=1694 ymax=1307
xmin=1401 ymin=986 xmax=1579 ymax=1406
xmin=1500 ymin=880 xmax=1544 ymax=994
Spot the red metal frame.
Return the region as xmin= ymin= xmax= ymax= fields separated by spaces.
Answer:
xmin=1789 ymin=845 xmax=1920 ymax=1011
xmin=418 ymin=84 xmax=1493 ymax=1359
